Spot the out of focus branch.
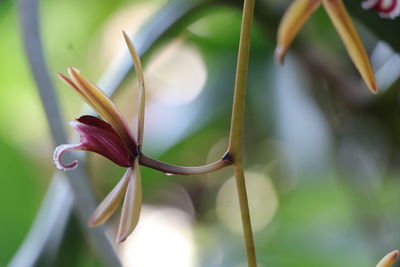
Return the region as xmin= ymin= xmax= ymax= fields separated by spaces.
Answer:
xmin=15 ymin=0 xmax=121 ymax=266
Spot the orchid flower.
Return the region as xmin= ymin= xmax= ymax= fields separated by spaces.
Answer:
xmin=276 ymin=0 xmax=378 ymax=93
xmin=53 ymin=32 xmax=145 ymax=243
xmin=362 ymin=0 xmax=400 ymax=19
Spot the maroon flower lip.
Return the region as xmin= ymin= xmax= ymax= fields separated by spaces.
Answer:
xmin=362 ymin=0 xmax=400 ymax=19
xmin=53 ymin=115 xmax=134 ymax=171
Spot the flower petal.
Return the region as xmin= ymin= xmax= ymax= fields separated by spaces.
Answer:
xmin=276 ymin=0 xmax=321 ymax=64
xmin=362 ymin=0 xmax=381 ymax=9
xmin=59 ymin=68 xmax=137 ymax=152
xmin=123 ymin=31 xmax=146 ymax=150
xmin=117 ymin=158 xmax=142 ymax=243
xmin=322 ymin=0 xmax=378 ymax=93
xmin=362 ymin=0 xmax=400 ymax=19
xmin=88 ymin=168 xmax=132 ymax=227
xmin=53 ymin=115 xmax=133 ymax=171
xmin=376 ymin=250 xmax=399 ymax=267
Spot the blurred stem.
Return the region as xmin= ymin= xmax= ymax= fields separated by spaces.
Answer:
xmin=228 ymin=0 xmax=257 ymax=266
xmin=139 ymin=154 xmax=231 ymax=175
xmin=17 ymin=0 xmax=121 ymax=266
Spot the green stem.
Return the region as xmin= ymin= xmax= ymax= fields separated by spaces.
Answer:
xmin=139 ymin=153 xmax=232 ymax=175
xmin=234 ymin=161 xmax=257 ymax=267
xmin=228 ymin=0 xmax=255 ymax=152
xmin=228 ymin=0 xmax=257 ymax=266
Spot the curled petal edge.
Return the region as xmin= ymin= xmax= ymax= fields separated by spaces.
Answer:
xmin=53 ymin=144 xmax=80 ymax=171
xmin=362 ymin=0 xmax=400 ymax=19
xmin=53 ymin=115 xmax=134 ymax=172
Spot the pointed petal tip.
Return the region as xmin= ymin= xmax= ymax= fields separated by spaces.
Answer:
xmin=68 ymin=67 xmax=81 ymax=78
xmin=116 ymin=232 xmax=129 ymax=243
xmin=88 ymin=215 xmax=102 ymax=227
xmin=377 ymin=250 xmax=399 ymax=267
xmin=57 ymin=72 xmax=70 ymax=82
xmin=392 ymin=250 xmax=400 ymax=260
xmin=391 ymin=250 xmax=400 ymax=258
xmin=370 ymin=84 xmax=378 ymax=94
xmin=322 ymin=0 xmax=378 ymax=94
xmin=274 ymin=46 xmax=285 ymax=65
xmin=87 ymin=218 xmax=98 ymax=227
xmin=366 ymin=76 xmax=378 ymax=94
xmin=276 ymin=0 xmax=321 ymax=66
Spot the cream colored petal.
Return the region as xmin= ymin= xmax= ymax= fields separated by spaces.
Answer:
xmin=376 ymin=250 xmax=399 ymax=267
xmin=322 ymin=0 xmax=377 ymax=93
xmin=123 ymin=31 xmax=146 ymax=150
xmin=117 ymin=158 xmax=142 ymax=243
xmin=67 ymin=67 xmax=137 ymax=150
xmin=88 ymin=168 xmax=132 ymax=227
xmin=276 ymin=0 xmax=321 ymax=64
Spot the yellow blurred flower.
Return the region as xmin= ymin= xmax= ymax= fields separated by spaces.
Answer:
xmin=276 ymin=0 xmax=377 ymax=93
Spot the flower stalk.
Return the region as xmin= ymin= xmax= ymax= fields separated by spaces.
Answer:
xmin=228 ymin=0 xmax=257 ymax=266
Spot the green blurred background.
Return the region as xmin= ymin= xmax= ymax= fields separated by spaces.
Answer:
xmin=2 ymin=0 xmax=400 ymax=266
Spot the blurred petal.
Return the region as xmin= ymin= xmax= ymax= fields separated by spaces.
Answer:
xmin=376 ymin=250 xmax=399 ymax=267
xmin=88 ymin=168 xmax=132 ymax=227
xmin=60 ymin=68 xmax=137 ymax=151
xmin=362 ymin=0 xmax=400 ymax=19
xmin=322 ymin=0 xmax=378 ymax=93
xmin=123 ymin=31 xmax=146 ymax=149
xmin=117 ymin=158 xmax=142 ymax=243
xmin=58 ymin=72 xmax=98 ymax=110
xmin=53 ymin=115 xmax=133 ymax=171
xmin=276 ymin=0 xmax=321 ymax=64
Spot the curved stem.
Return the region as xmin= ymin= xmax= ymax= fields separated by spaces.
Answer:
xmin=139 ymin=153 xmax=232 ymax=175
xmin=228 ymin=0 xmax=257 ymax=266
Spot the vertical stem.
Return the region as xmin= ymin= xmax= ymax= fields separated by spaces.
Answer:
xmin=228 ymin=0 xmax=257 ymax=266
xmin=228 ymin=0 xmax=255 ymax=151
xmin=233 ymin=162 xmax=257 ymax=267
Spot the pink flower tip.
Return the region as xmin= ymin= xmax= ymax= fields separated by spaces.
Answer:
xmin=53 ymin=144 xmax=79 ymax=171
xmin=362 ymin=0 xmax=400 ymax=19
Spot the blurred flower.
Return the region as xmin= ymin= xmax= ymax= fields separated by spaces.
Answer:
xmin=362 ymin=0 xmax=400 ymax=19
xmin=376 ymin=250 xmax=399 ymax=267
xmin=54 ymin=36 xmax=144 ymax=243
xmin=276 ymin=0 xmax=377 ymax=93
